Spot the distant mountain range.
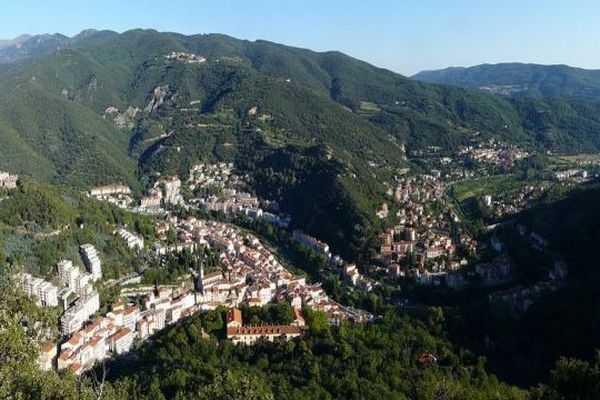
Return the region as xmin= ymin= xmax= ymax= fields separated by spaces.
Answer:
xmin=0 ymin=29 xmax=118 ymax=63
xmin=413 ymin=63 xmax=600 ymax=100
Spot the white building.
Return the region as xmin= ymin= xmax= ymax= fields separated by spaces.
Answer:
xmin=57 ymin=260 xmax=79 ymax=289
xmin=292 ymin=230 xmax=331 ymax=258
xmin=116 ymin=229 xmax=145 ymax=251
xmin=89 ymin=184 xmax=131 ymax=197
xmin=80 ymin=244 xmax=102 ymax=281
xmin=16 ymin=273 xmax=59 ymax=307
xmin=60 ymin=292 xmax=100 ymax=336
xmin=57 ymin=259 xmax=93 ymax=295
xmin=0 ymin=171 xmax=18 ymax=189
xmin=140 ymin=188 xmax=163 ymax=209
xmin=109 ymin=328 xmax=134 ymax=354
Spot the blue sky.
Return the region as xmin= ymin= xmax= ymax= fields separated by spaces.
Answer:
xmin=1 ymin=0 xmax=599 ymax=75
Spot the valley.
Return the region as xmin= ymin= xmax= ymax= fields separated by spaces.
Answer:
xmin=1 ymin=27 xmax=600 ymax=400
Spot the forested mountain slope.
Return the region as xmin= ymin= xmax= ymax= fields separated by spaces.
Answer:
xmin=414 ymin=62 xmax=600 ymax=100
xmin=2 ymin=29 xmax=600 ymax=255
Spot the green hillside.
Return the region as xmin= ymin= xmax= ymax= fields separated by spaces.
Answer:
xmin=3 ymin=30 xmax=600 ymax=254
xmin=413 ymin=63 xmax=600 ymax=100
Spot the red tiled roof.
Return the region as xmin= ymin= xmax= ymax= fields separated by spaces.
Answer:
xmin=41 ymin=342 xmax=56 ymax=353
xmin=111 ymin=327 xmax=132 ymax=342
xmin=227 ymin=325 xmax=303 ymax=337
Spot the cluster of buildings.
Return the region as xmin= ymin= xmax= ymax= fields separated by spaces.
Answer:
xmin=154 ymin=216 xmax=368 ymax=323
xmin=339 ymin=263 xmax=374 ymax=292
xmin=40 ymin=212 xmax=377 ymax=373
xmin=51 ymin=285 xmax=202 ymax=374
xmin=188 ymin=162 xmax=240 ymax=192
xmin=0 ymin=170 xmax=18 ymax=189
xmin=187 ymin=163 xmax=259 ymax=214
xmin=457 ymin=139 xmax=529 ymax=170
xmin=290 ymin=230 xmax=375 ymax=292
xmin=292 ymin=230 xmax=331 ymax=259
xmin=225 ymin=307 xmax=305 ymax=345
xmin=474 ymin=254 xmax=513 ymax=285
xmin=553 ymin=168 xmax=589 ymax=182
xmin=492 ymin=275 xmax=565 ymax=311
xmin=138 ymin=176 xmax=183 ymax=211
xmin=17 ymin=244 xmax=103 ymax=313
xmin=57 ymin=256 xmax=100 ymax=296
xmin=392 ymin=173 xmax=445 ymax=204
xmin=482 ymin=185 xmax=547 ymax=216
xmin=164 ymin=51 xmax=206 ymax=64
xmin=409 ymin=140 xmax=530 ymax=182
xmin=90 ymin=176 xmax=185 ymax=213
xmin=378 ymin=222 xmax=470 ymax=279
xmin=376 ymin=168 xmax=479 ymax=283
xmin=186 ymin=163 xmax=290 ymax=227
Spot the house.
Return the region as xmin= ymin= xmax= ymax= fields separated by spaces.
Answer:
xmin=226 ymin=308 xmax=243 ymax=328
xmin=89 ymin=184 xmax=131 ymax=197
xmin=109 ymin=328 xmax=134 ymax=355
xmin=140 ymin=188 xmax=163 ymax=209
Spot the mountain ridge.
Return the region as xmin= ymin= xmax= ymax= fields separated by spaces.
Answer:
xmin=3 ymin=29 xmax=600 ymax=257
xmin=413 ymin=62 xmax=600 ymax=100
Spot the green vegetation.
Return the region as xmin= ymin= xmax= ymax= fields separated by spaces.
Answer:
xmin=432 ymin=184 xmax=600 ymax=387
xmin=4 ymin=29 xmax=600 ymax=399
xmin=99 ymin=307 xmax=525 ymax=400
xmin=3 ymin=29 xmax=600 ymax=253
xmin=414 ymin=63 xmax=600 ymax=101
xmin=0 ymin=179 xmax=155 ymax=280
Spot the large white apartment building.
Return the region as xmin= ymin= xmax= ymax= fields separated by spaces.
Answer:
xmin=79 ymin=244 xmax=102 ymax=281
xmin=60 ymin=291 xmax=100 ymax=336
xmin=57 ymin=259 xmax=94 ymax=295
xmin=16 ymin=273 xmax=59 ymax=307
xmin=57 ymin=260 xmax=79 ymax=289
xmin=109 ymin=327 xmax=134 ymax=355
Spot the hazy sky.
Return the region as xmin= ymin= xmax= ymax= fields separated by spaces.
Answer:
xmin=1 ymin=0 xmax=599 ymax=75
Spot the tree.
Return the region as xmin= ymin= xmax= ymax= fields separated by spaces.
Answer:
xmin=195 ymin=371 xmax=273 ymax=400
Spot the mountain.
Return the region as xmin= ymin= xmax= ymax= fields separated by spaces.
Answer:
xmin=3 ymin=29 xmax=600 ymax=257
xmin=0 ymin=34 xmax=31 ymax=50
xmin=0 ymin=29 xmax=118 ymax=64
xmin=413 ymin=63 xmax=600 ymax=100
xmin=0 ymin=29 xmax=539 ymax=258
